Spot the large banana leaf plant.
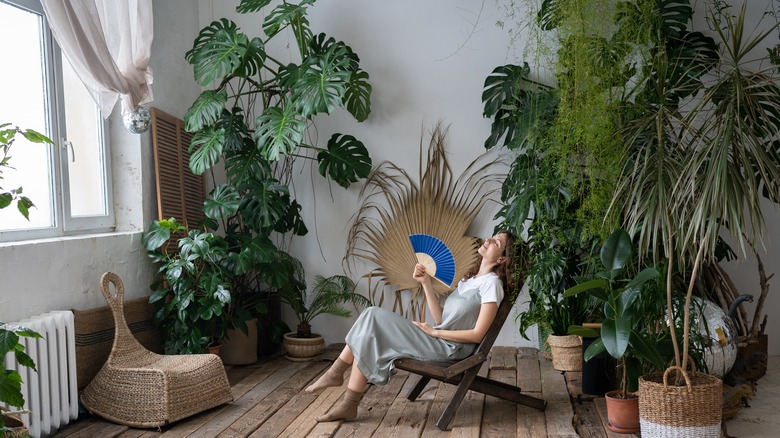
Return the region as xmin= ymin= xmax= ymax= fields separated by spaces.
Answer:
xmin=146 ymin=0 xmax=373 ymax=349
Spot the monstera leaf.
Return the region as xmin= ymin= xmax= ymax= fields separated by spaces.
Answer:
xmin=292 ymin=43 xmax=352 ymax=118
xmin=189 ymin=127 xmax=225 ymax=175
xmin=317 ymin=134 xmax=372 ymax=188
xmin=482 ymin=64 xmax=529 ymax=118
xmin=254 ymin=105 xmax=306 ymax=161
xmin=344 ymin=69 xmax=372 ymax=121
xmin=263 ymin=2 xmax=310 ymax=39
xmin=238 ymin=178 xmax=291 ymax=231
xmin=186 ymin=19 xmax=254 ymax=87
xmin=236 ymin=0 xmax=274 ymax=14
xmin=203 ymin=184 xmax=241 ymax=220
xmin=184 ymin=90 xmax=228 ymax=132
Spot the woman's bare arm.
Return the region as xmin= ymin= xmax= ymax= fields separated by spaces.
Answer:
xmin=413 ymin=263 xmax=443 ymax=325
xmin=412 ymin=302 xmax=498 ymax=344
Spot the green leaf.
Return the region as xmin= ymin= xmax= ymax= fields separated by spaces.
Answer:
xmin=600 ymin=229 xmax=632 ymax=272
xmin=343 ymin=69 xmax=371 ymax=122
xmin=317 ymin=134 xmax=371 ymax=188
xmin=203 ymin=184 xmax=240 ymax=220
xmin=184 ymin=90 xmax=228 ymax=132
xmin=567 ymin=325 xmax=599 ymax=338
xmin=238 ymin=179 xmax=290 ymax=231
xmin=236 ymin=0 xmax=274 ymax=14
xmin=0 ymin=193 xmax=12 ymax=209
xmin=16 ymin=196 xmax=33 ymax=220
xmin=482 ymin=64 xmax=527 ymax=118
xmin=233 ymin=37 xmax=266 ymax=78
xmin=629 ymin=330 xmax=665 ymax=370
xmin=293 ymin=44 xmax=351 ymax=117
xmin=254 ymin=106 xmax=305 ymax=161
xmin=263 ymin=3 xmax=306 ymax=38
xmin=601 ymin=316 xmax=631 ymax=360
xmin=0 ymin=369 xmax=24 ymax=407
xmin=189 ymin=127 xmax=225 ymax=174
xmin=235 ymin=235 xmax=277 ymax=274
xmin=21 ymin=128 xmax=53 ymax=144
xmin=562 ymin=278 xmax=607 ymax=298
xmin=142 ymin=220 xmax=173 ymax=251
xmin=625 ymin=267 xmax=659 ymax=290
xmin=186 ymin=19 xmax=248 ymax=86
xmin=583 ymin=337 xmax=607 ymax=362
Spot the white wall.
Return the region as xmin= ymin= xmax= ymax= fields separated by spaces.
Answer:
xmin=0 ymin=0 xmax=202 ymax=322
xmin=197 ymin=0 xmax=537 ymax=348
xmin=2 ymin=0 xmax=777 ymax=357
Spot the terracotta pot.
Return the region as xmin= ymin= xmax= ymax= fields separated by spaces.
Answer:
xmin=207 ymin=343 xmax=222 ymax=355
xmin=221 ymin=318 xmax=259 ymax=365
xmin=605 ymin=390 xmax=640 ymax=434
xmin=283 ymin=332 xmax=324 ymax=361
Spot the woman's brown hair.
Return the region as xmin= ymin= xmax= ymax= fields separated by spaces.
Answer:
xmin=463 ymin=230 xmax=522 ymax=295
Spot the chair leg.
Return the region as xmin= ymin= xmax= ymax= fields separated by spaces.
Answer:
xmin=406 ymin=375 xmax=431 ymax=401
xmin=435 ymin=367 xmax=480 ymax=431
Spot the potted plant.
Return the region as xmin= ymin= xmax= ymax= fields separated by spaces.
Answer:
xmin=143 ymin=218 xmax=237 ymax=354
xmin=147 ymin=0 xmax=373 ymax=354
xmin=0 ymin=322 xmax=41 ymax=433
xmin=564 ymin=229 xmax=666 ymax=433
xmin=1 ymin=124 xmax=50 ymax=432
xmin=274 ymin=253 xmax=370 ymax=360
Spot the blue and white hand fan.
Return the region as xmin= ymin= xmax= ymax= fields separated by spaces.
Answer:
xmin=409 ymin=234 xmax=456 ymax=287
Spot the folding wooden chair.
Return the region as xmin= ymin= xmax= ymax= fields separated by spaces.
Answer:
xmin=394 ymin=286 xmax=547 ymax=430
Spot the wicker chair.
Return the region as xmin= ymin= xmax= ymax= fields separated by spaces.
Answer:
xmin=80 ymin=272 xmax=233 ymax=428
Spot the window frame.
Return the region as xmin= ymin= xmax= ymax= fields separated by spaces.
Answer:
xmin=0 ymin=0 xmax=114 ymax=242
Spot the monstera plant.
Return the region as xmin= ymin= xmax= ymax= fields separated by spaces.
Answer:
xmin=147 ymin=0 xmax=373 ymax=341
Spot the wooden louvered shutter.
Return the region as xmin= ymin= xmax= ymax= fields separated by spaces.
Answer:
xmin=150 ymin=107 xmax=205 ymax=228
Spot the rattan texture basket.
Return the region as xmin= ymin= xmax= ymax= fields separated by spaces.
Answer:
xmin=80 ymin=272 xmax=234 ymax=428
xmin=638 ymin=366 xmax=722 ymax=437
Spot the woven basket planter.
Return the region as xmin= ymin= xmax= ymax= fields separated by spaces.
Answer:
xmin=1 ymin=413 xmax=30 ymax=438
xmin=283 ymin=333 xmax=325 ymax=361
xmin=547 ymin=334 xmax=582 ymax=371
xmin=638 ymin=366 xmax=722 ymax=437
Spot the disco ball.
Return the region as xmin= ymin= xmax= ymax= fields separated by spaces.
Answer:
xmin=688 ymin=297 xmax=738 ymax=376
xmin=123 ymin=106 xmax=151 ymax=134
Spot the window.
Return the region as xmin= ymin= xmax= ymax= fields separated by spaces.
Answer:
xmin=0 ymin=0 xmax=112 ymax=242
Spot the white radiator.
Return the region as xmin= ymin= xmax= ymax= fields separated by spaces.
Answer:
xmin=2 ymin=311 xmax=78 ymax=437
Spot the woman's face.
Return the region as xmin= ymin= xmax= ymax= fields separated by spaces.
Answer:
xmin=478 ymin=233 xmax=508 ymax=263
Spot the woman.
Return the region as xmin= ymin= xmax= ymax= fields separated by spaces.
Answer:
xmin=305 ymin=231 xmax=518 ymax=422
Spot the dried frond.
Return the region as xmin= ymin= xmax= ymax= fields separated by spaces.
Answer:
xmin=344 ymin=122 xmax=506 ymax=312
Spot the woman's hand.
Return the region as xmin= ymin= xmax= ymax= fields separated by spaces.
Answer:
xmin=412 ymin=320 xmax=436 ymax=338
xmin=412 ymin=263 xmax=432 ymax=286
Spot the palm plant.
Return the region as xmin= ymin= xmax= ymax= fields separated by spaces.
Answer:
xmin=610 ymin=1 xmax=780 ymax=369
xmin=275 ymin=254 xmax=370 ymax=338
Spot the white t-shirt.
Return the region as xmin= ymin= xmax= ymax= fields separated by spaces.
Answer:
xmin=458 ymin=272 xmax=504 ymax=305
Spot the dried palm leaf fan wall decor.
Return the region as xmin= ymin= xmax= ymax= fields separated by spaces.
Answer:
xmin=345 ymin=123 xmax=505 ymax=318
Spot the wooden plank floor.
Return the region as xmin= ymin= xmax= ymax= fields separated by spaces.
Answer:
xmin=52 ymin=347 xmax=774 ymax=437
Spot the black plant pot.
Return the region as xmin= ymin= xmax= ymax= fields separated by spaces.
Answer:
xmin=581 ymin=336 xmax=616 ymax=395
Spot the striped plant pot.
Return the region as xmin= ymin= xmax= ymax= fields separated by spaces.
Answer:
xmin=283 ymin=333 xmax=325 ymax=361
xmin=638 ymin=366 xmax=722 ymax=437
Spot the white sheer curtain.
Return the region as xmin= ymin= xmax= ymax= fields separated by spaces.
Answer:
xmin=40 ymin=0 xmax=153 ymax=118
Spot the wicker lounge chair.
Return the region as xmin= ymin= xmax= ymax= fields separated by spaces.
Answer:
xmin=80 ymin=272 xmax=233 ymax=428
